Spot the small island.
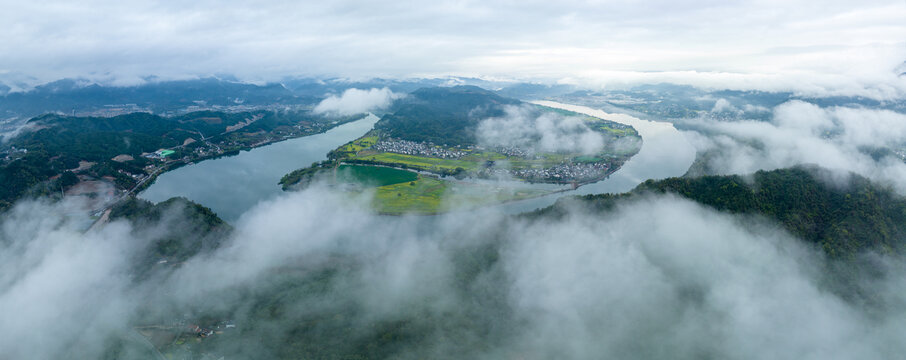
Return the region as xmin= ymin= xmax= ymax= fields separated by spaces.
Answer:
xmin=281 ymin=86 xmax=642 ymax=214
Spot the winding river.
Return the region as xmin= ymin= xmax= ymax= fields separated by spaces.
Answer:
xmin=495 ymin=101 xmax=696 ymax=213
xmin=140 ymin=103 xmax=696 ymax=220
xmin=139 ymin=115 xmax=380 ymax=221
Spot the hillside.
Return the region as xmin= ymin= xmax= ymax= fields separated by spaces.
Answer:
xmin=374 ymin=85 xmax=520 ymax=146
xmin=0 ymin=77 xmax=312 ymax=120
xmin=110 ymin=197 xmax=232 ymax=278
xmin=537 ymin=166 xmax=906 ymax=259
xmin=0 ymin=110 xmax=356 ymax=211
xmin=110 ymin=166 xmax=906 ymax=359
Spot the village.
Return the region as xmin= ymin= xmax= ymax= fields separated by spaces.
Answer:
xmin=371 ymin=138 xmax=614 ymax=183
xmin=480 ymin=161 xmax=611 ymax=183
xmin=132 ymin=317 xmax=237 ymax=358
xmin=373 ymin=139 xmax=468 ymax=158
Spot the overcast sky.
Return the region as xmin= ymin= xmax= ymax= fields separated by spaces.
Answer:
xmin=2 ymin=0 xmax=906 ymax=96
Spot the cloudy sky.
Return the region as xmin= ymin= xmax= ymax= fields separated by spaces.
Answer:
xmin=2 ymin=1 xmax=906 ymax=95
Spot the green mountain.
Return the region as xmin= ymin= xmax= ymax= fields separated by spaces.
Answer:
xmin=374 ymin=85 xmax=521 ymax=146
xmin=0 ymin=110 xmax=338 ymax=211
xmin=110 ymin=197 xmax=231 ymax=278
xmin=538 ymin=166 xmax=906 ymax=259
xmin=100 ymin=165 xmax=906 ymax=358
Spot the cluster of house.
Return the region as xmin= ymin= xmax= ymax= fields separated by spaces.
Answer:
xmin=159 ymin=103 xmax=308 ymax=117
xmin=484 ymin=161 xmax=610 ymax=182
xmin=187 ymin=324 xmax=215 ymax=338
xmin=142 ymin=149 xmax=176 ymax=160
xmin=186 ymin=320 xmax=236 ymax=338
xmin=73 ymin=104 xmax=151 ymax=118
xmin=1 ymin=146 xmax=27 ymax=161
xmin=116 ymin=169 xmax=146 ymax=180
xmin=489 ymin=146 xmax=532 ymax=158
xmin=374 ymin=139 xmax=467 ymax=159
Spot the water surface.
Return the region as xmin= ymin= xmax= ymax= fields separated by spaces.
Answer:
xmin=494 ymin=101 xmax=696 ymax=214
xmin=140 ymin=115 xmax=379 ymax=221
xmin=141 ymin=103 xmax=695 ymax=220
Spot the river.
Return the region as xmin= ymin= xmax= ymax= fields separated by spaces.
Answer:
xmin=494 ymin=101 xmax=696 ymax=213
xmin=139 ymin=114 xmax=380 ymax=221
xmin=140 ymin=103 xmax=696 ymax=220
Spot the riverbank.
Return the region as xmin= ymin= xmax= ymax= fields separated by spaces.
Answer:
xmin=139 ymin=115 xmax=381 ymax=221
xmin=138 ymin=102 xmax=695 ymax=221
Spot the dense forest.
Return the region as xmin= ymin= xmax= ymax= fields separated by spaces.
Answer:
xmin=0 ymin=110 xmax=338 ymax=211
xmin=109 ymin=196 xmax=232 ymax=279
xmin=374 ymin=86 xmax=520 ymax=146
xmin=101 ymin=165 xmax=906 ymax=359
xmin=0 ymin=77 xmax=314 ymax=120
xmin=537 ymin=166 xmax=906 ymax=260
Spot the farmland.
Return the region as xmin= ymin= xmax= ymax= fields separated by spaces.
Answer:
xmin=335 ymin=164 xmax=418 ymax=187
xmin=280 ymin=87 xmax=641 ymax=214
xmin=372 ymin=175 xmax=553 ymax=214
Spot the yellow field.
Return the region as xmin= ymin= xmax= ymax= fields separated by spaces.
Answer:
xmin=371 ymin=175 xmax=553 ymax=214
xmin=337 ymin=132 xmax=379 ymax=153
xmin=352 ymin=152 xmax=480 ymax=172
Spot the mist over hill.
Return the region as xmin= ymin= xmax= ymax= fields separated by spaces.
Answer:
xmin=4 ymin=165 xmax=906 ymax=359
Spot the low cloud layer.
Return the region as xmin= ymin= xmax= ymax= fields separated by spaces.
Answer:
xmin=313 ymin=87 xmax=401 ymax=116
xmin=684 ymin=99 xmax=906 ymax=193
xmin=2 ymin=1 xmax=906 ymax=98
xmin=3 ymin=182 xmax=906 ymax=359
xmin=477 ymin=105 xmax=604 ymax=155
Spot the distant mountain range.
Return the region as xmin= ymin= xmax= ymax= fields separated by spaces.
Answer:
xmin=0 ymin=77 xmax=578 ymax=122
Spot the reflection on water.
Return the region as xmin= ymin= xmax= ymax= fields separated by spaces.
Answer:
xmin=139 ymin=115 xmax=379 ymax=221
xmin=493 ymin=101 xmax=696 ymax=214
xmin=141 ymin=103 xmax=694 ymax=221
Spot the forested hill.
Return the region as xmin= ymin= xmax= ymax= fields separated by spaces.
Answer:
xmin=0 ymin=77 xmax=311 ymax=120
xmin=10 ymin=110 xmax=306 ymax=160
xmin=110 ymin=197 xmax=231 ymax=278
xmin=537 ymin=166 xmax=906 ymax=259
xmin=0 ymin=110 xmax=342 ymax=211
xmin=374 ymin=85 xmax=521 ymax=146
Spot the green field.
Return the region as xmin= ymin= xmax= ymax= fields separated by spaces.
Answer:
xmin=333 ymin=106 xmax=638 ymax=178
xmin=352 ymin=152 xmax=480 ymax=172
xmin=374 ymin=176 xmax=449 ymax=213
xmin=335 ymin=164 xmax=418 ymax=187
xmin=337 ymin=132 xmax=379 ymax=153
xmin=371 ymin=175 xmax=553 ymax=214
xmin=281 ymin=104 xmax=640 ymax=214
xmin=351 ymin=150 xmax=581 ymax=173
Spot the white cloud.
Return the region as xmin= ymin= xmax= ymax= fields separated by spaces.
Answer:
xmin=477 ymin=105 xmax=605 ymax=154
xmin=4 ymin=185 xmax=906 ymax=358
xmin=313 ymin=87 xmax=401 ymax=116
xmin=0 ymin=1 xmax=904 ymax=98
xmin=684 ymin=100 xmax=906 ymax=192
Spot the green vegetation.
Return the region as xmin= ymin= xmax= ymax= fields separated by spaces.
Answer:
xmin=110 ymin=197 xmax=231 ymax=277
xmin=1 ymin=110 xmax=359 ymax=211
xmin=110 ymin=165 xmax=906 ymax=359
xmin=374 ymin=176 xmax=449 ymax=213
xmin=336 ymin=164 xmax=418 ymax=187
xmin=279 ymin=161 xmax=334 ymax=190
xmin=331 ymin=131 xmax=380 ymax=158
xmin=375 ymin=86 xmax=520 ymax=146
xmin=372 ymin=176 xmax=552 ymax=214
xmin=351 ymin=152 xmax=479 ymax=172
xmin=280 ymin=86 xmax=642 ymax=214
xmin=538 ymin=165 xmax=906 ymax=259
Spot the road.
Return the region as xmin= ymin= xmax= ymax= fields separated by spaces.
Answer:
xmin=127 ymin=329 xmax=167 ymax=360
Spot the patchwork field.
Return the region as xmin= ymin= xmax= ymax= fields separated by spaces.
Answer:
xmin=371 ymin=176 xmax=553 ymax=214
xmin=282 ymin=104 xmax=640 ymax=214
xmin=350 ymin=152 xmax=480 ymax=172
